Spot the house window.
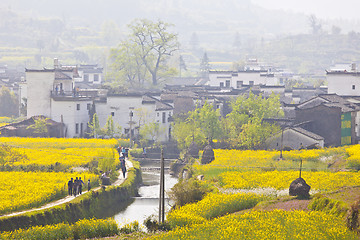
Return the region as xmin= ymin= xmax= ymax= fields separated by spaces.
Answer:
xmin=220 ymin=82 xmax=224 ymax=87
xmin=157 ymin=112 xmax=159 ymax=117
xmin=162 ymin=112 xmax=166 ymax=123
xmin=280 ymin=78 xmax=284 ymax=84
xmin=111 ymin=112 xmax=115 ymax=116
xmin=225 ymin=80 xmax=230 ymax=87
xmin=75 ymin=123 xmax=79 ymax=134
xmin=84 ymin=74 xmax=89 ymax=82
xmin=80 ymin=123 xmax=83 ymax=136
xmin=249 ymin=81 xmax=254 ymax=86
xmin=77 ymin=104 xmax=80 ymax=110
xmin=94 ymin=74 xmax=99 ymax=82
xmin=236 ymin=81 xmax=243 ymax=88
xmin=353 ymin=85 xmax=356 ymax=90
xmin=87 ymin=103 xmax=91 ymax=110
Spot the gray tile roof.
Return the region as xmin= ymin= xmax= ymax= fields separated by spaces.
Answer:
xmin=297 ymin=94 xmax=360 ymax=113
xmin=291 ymin=127 xmax=324 ymax=140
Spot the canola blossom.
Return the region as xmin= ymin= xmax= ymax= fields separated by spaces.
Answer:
xmin=0 ymin=137 xmax=125 ymax=149
xmin=154 ymin=210 xmax=358 ymax=240
xmin=0 ymin=171 xmax=98 ymax=215
xmin=199 ymin=148 xmax=342 ymax=170
xmin=219 ymin=170 xmax=360 ymax=191
xmin=13 ymin=147 xmax=116 ymax=167
xmin=167 ymin=192 xmax=264 ymax=228
xmin=0 ymin=218 xmax=119 ymax=240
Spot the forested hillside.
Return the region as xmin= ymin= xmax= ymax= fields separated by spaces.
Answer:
xmin=0 ymin=0 xmax=360 ymax=74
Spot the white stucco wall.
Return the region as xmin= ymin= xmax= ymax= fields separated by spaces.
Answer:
xmin=26 ymin=71 xmax=55 ymax=118
xmin=95 ymin=95 xmax=173 ymax=141
xmin=266 ymin=129 xmax=324 ymax=150
xmin=208 ymin=71 xmax=267 ymax=88
xmin=51 ymin=100 xmax=92 ymax=138
xmin=327 ymin=74 xmax=360 ymax=96
xmin=77 ymin=70 xmax=102 ymax=84
xmin=96 ymin=95 xmax=144 ymax=132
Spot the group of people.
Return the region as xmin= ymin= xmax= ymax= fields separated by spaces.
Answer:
xmin=117 ymin=146 xmax=127 ymax=178
xmin=67 ymin=146 xmax=129 ymax=197
xmin=67 ymin=177 xmax=91 ymax=197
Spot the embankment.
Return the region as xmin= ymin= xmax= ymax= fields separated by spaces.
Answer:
xmin=0 ymin=162 xmax=142 ymax=232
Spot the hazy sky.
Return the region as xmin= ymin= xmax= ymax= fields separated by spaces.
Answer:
xmin=252 ymin=0 xmax=360 ymax=20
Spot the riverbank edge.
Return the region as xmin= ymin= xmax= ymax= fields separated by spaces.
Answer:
xmin=0 ymin=160 xmax=142 ymax=232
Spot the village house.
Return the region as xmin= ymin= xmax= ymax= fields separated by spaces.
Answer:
xmin=327 ymin=63 xmax=360 ymax=96
xmin=265 ymin=126 xmax=324 ymax=150
xmin=95 ymin=93 xmax=173 ymax=142
xmin=24 ymin=59 xmax=173 ymax=140
xmin=75 ymin=64 xmax=103 ymax=88
xmin=295 ymin=94 xmax=360 ymax=147
xmin=26 ymin=62 xmax=93 ymax=138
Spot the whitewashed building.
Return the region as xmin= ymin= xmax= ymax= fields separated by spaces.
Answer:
xmin=96 ymin=93 xmax=173 ymax=142
xmin=25 ymin=60 xmax=173 ymax=140
xmin=75 ymin=64 xmax=103 ymax=86
xmin=26 ymin=65 xmax=93 ymax=138
xmin=327 ymin=63 xmax=360 ymax=96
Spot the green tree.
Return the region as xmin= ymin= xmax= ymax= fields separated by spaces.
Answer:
xmin=200 ymin=52 xmax=210 ymax=77
xmin=88 ymin=113 xmax=100 ymax=138
xmin=173 ymin=102 xmax=221 ymax=150
xmin=239 ymin=118 xmax=280 ymax=149
xmin=139 ymin=122 xmax=164 ymax=145
xmin=194 ymin=102 xmax=221 ymax=143
xmin=26 ymin=117 xmax=50 ymax=137
xmin=227 ymin=92 xmax=283 ymax=149
xmin=0 ymin=86 xmax=18 ymax=117
xmin=108 ymin=41 xmax=149 ymax=88
xmin=109 ymin=19 xmax=179 ymax=87
xmin=103 ymin=115 xmax=115 ymax=138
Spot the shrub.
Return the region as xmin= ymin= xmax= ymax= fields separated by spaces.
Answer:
xmin=168 ymin=178 xmax=214 ymax=208
xmin=346 ymin=200 xmax=360 ymax=232
xmin=119 ymin=220 xmax=140 ymax=234
xmin=308 ymin=194 xmax=348 ymax=216
xmin=347 ymin=159 xmax=360 ymax=171
xmin=144 ymin=216 xmax=171 ymax=233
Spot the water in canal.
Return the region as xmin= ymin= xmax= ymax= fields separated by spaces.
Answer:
xmin=114 ymin=161 xmax=178 ymax=228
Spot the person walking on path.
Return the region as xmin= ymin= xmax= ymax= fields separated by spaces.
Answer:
xmin=116 ymin=145 xmax=121 ymax=156
xmin=67 ymin=178 xmax=73 ymax=196
xmin=87 ymin=179 xmax=91 ymax=191
xmin=142 ymin=147 xmax=147 ymax=159
xmin=78 ymin=177 xmax=84 ymax=194
xmin=120 ymin=158 xmax=126 ymax=178
xmin=73 ymin=177 xmax=79 ymax=197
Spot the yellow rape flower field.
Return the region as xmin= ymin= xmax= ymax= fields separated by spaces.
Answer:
xmin=0 ymin=137 xmax=125 ymax=149
xmin=0 ymin=171 xmax=98 ymax=215
xmin=219 ymin=171 xmax=360 ymax=191
xmin=0 ymin=137 xmax=127 ymax=215
xmin=153 ymin=210 xmax=358 ymax=240
xmin=167 ymin=192 xmax=264 ymax=228
xmin=156 ymin=146 xmax=360 ymax=239
xmin=14 ymin=148 xmax=116 ymax=167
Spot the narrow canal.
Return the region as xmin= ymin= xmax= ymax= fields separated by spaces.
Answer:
xmin=114 ymin=158 xmax=178 ymax=228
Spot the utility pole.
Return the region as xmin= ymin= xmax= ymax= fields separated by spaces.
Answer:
xmin=159 ymin=148 xmax=165 ymax=223
xmin=279 ymin=127 xmax=284 ymax=160
xmin=129 ymin=108 xmax=134 ymax=148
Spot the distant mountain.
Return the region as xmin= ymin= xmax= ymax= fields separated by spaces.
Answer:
xmin=1 ymin=0 xmax=360 ymax=73
xmin=0 ymin=0 xmax=310 ymax=47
